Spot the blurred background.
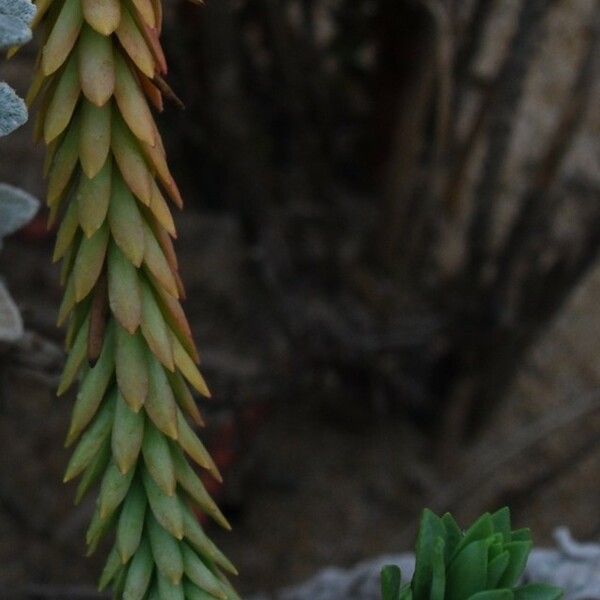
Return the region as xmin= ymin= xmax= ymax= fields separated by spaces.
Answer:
xmin=0 ymin=0 xmax=599 ymax=596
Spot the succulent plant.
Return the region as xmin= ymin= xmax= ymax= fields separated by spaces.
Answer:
xmin=1 ymin=0 xmax=39 ymax=343
xmin=0 ymin=0 xmax=35 ymax=136
xmin=381 ymin=508 xmax=563 ymax=600
xmin=19 ymin=0 xmax=239 ymax=597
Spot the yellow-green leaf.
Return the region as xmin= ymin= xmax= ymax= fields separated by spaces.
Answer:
xmin=41 ymin=0 xmax=83 ymax=76
xmin=78 ymin=24 xmax=115 ymax=106
xmin=172 ymin=334 xmax=210 ymax=398
xmin=141 ymin=281 xmax=174 ymax=371
xmin=112 ymin=114 xmax=153 ymax=205
xmin=80 ymin=100 xmax=112 ymax=178
xmin=142 ymin=420 xmax=176 ymax=496
xmin=144 ymin=474 xmax=184 ymax=543
xmin=174 ymin=449 xmax=231 ymax=532
xmin=98 ymin=461 xmax=136 ymax=519
xmin=44 ymin=51 xmax=80 ymax=143
xmin=181 ymin=542 xmax=227 ymax=599
xmin=82 ymin=0 xmax=121 ymax=35
xmin=115 ymin=5 xmax=155 ymax=78
xmin=108 ymin=242 xmax=142 ymax=333
xmin=57 ymin=311 xmax=90 ymax=395
xmin=115 ymin=326 xmax=148 ymax=412
xmin=176 ymin=410 xmax=221 ymax=482
xmin=114 ymin=52 xmax=155 ymax=145
xmin=108 ymin=173 xmax=145 ymax=267
xmin=77 ymin=157 xmax=112 ymax=238
xmin=112 ymin=391 xmax=145 ymax=474
xmin=66 ymin=324 xmax=115 ymax=445
xmin=73 ymin=220 xmax=109 ymax=301
xmin=63 ymin=396 xmax=115 ymax=482
xmin=122 ymin=537 xmax=154 ymax=598
xmin=116 ymin=479 xmax=147 ymax=562
xmin=53 ymin=194 xmax=80 ymax=262
xmin=145 ymin=352 xmax=178 ymax=439
xmin=47 ymin=116 xmax=80 ymax=209
xmin=143 ymin=222 xmax=179 ymax=298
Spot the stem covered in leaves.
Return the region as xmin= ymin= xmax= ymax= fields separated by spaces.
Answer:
xmin=28 ymin=0 xmax=238 ymax=597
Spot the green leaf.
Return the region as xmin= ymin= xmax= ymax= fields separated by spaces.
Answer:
xmin=115 ymin=326 xmax=148 ymax=412
xmin=122 ymin=537 xmax=154 ymax=600
xmin=66 ymin=322 xmax=115 ymax=446
xmin=98 ymin=460 xmax=135 ymax=519
xmin=446 ymin=540 xmax=489 ymax=600
xmin=112 ymin=390 xmax=145 ymax=474
xmin=381 ymin=565 xmax=402 ymax=600
xmin=116 ymin=479 xmax=147 ymax=563
xmin=497 ymin=541 xmax=533 ymax=588
xmin=181 ymin=541 xmax=227 ymax=599
xmin=451 ymin=513 xmax=494 ymax=561
xmin=145 ymin=351 xmax=179 ymax=440
xmin=98 ymin=544 xmax=122 ymax=591
xmin=183 ymin=581 xmax=219 ymax=600
xmin=468 ymin=590 xmax=513 ymax=600
xmin=156 ymin=571 xmax=185 ymax=600
xmin=142 ymin=468 xmax=183 ymax=539
xmin=510 ymin=529 xmax=532 ymax=543
xmin=141 ymin=280 xmax=175 ymax=371
xmin=172 ymin=446 xmax=230 ymax=530
xmin=108 ymin=173 xmax=145 ymax=267
xmin=147 ymin=513 xmax=184 ymax=585
xmin=442 ymin=512 xmax=462 ymax=563
xmin=487 ymin=550 xmax=510 ymax=589
xmin=412 ymin=509 xmax=446 ymax=600
xmin=513 ymin=584 xmax=563 ymax=600
xmin=63 ymin=396 xmax=114 ymax=481
xmin=73 ymin=219 xmax=109 ymax=301
xmin=108 ymin=241 xmax=142 ymax=334
xmin=491 ymin=507 xmax=511 ymax=542
xmin=180 ymin=499 xmax=236 ymax=574
xmin=142 ymin=419 xmax=176 ymax=495
xmin=75 ymin=435 xmax=111 ymax=504
xmin=77 ymin=153 xmax=111 ymax=237
xmin=430 ymin=537 xmax=446 ymax=600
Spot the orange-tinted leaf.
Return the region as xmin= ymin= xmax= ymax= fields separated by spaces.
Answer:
xmin=114 ymin=52 xmax=156 ymax=146
xmin=115 ymin=5 xmax=155 ymax=78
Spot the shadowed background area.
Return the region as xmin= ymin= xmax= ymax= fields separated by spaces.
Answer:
xmin=0 ymin=0 xmax=599 ymax=596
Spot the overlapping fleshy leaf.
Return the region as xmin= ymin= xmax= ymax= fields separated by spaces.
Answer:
xmin=25 ymin=0 xmax=238 ymax=596
xmin=380 ymin=508 xmax=563 ymax=600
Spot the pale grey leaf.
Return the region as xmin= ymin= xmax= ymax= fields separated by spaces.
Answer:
xmin=0 ymin=82 xmax=28 ymax=136
xmin=0 ymin=182 xmax=39 ymax=247
xmin=0 ymin=279 xmax=23 ymax=343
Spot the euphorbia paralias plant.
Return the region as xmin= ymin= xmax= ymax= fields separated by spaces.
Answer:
xmin=23 ymin=0 xmax=239 ymax=597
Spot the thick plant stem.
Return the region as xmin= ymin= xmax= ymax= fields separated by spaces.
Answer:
xmin=28 ymin=0 xmax=238 ymax=597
